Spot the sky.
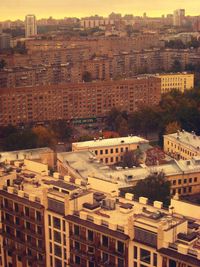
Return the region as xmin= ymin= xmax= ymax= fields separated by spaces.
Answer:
xmin=0 ymin=0 xmax=200 ymax=21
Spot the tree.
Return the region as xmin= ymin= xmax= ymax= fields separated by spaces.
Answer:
xmin=171 ymin=60 xmax=182 ymax=72
xmin=78 ymin=135 xmax=93 ymax=142
xmin=3 ymin=130 xmax=37 ymax=151
xmin=50 ymin=120 xmax=72 ymax=140
xmin=115 ymin=115 xmax=129 ymax=136
xmin=122 ymin=149 xmax=142 ymax=168
xmin=32 ymin=126 xmax=56 ymax=147
xmin=165 ymin=121 xmax=181 ymax=134
xmin=121 ymin=172 xmax=170 ymax=205
xmin=82 ymin=71 xmax=92 ymax=82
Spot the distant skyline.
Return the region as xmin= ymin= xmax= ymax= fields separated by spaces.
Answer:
xmin=0 ymin=0 xmax=200 ymax=21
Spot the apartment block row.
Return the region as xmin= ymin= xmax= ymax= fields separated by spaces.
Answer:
xmin=0 ymin=77 xmax=161 ymax=126
xmin=0 ymin=151 xmax=200 ymax=267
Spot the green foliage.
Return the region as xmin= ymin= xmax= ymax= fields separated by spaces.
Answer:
xmin=171 ymin=60 xmax=182 ymax=72
xmin=122 ymin=150 xmax=142 ymax=168
xmin=106 ymin=88 xmax=200 ymax=141
xmin=3 ymin=129 xmax=37 ymax=151
xmin=121 ymin=172 xmax=171 ymax=205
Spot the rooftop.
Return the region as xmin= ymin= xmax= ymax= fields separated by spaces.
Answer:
xmin=164 ymin=130 xmax=200 ymax=151
xmin=72 ymin=136 xmax=148 ymax=149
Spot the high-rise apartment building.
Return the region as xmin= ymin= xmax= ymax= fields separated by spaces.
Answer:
xmin=173 ymin=9 xmax=185 ymax=27
xmin=25 ymin=15 xmax=37 ymax=38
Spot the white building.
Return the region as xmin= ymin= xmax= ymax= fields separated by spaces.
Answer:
xmin=25 ymin=14 xmax=37 ymax=38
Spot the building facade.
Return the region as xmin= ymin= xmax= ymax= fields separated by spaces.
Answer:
xmin=25 ymin=15 xmax=37 ymax=38
xmin=164 ymin=130 xmax=200 ymax=160
xmin=155 ymin=72 xmax=194 ymax=94
xmin=0 ymin=77 xmax=161 ymax=126
xmin=72 ymin=136 xmax=149 ymax=165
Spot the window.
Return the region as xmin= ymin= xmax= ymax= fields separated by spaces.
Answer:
xmin=173 ymin=180 xmax=176 ymax=185
xmin=54 ymin=231 xmax=61 ymax=243
xmin=100 ymin=150 xmax=103 ymax=155
xmin=89 ymin=262 xmax=94 ymax=267
xmin=194 ymin=177 xmax=197 ymax=182
xmin=134 ymin=246 xmax=137 ymax=259
xmin=38 ymin=254 xmax=43 ymax=261
xmin=27 ymin=235 xmax=31 ymax=242
xmin=26 ymin=221 xmax=30 ymax=230
xmin=14 ymin=203 xmax=19 ymax=212
xmin=134 ymin=262 xmax=137 ymax=267
xmin=184 ymin=179 xmax=187 ymax=184
xmin=116 ymin=148 xmax=119 ymax=153
xmin=37 ymin=226 xmax=42 ymax=235
xmin=17 ymin=256 xmax=22 ymax=261
xmin=49 ymin=229 xmax=52 ymax=239
xmin=118 ymin=258 xmax=124 ymax=267
xmin=110 ymin=148 xmax=113 ymax=153
xmin=54 ymin=258 xmax=62 ymax=267
xmin=75 ymin=256 xmax=81 ymax=264
xmin=63 ymin=220 xmax=66 ymax=231
xmin=188 ymin=187 xmax=192 ymax=193
xmin=102 ymin=252 xmax=108 ymax=262
xmin=178 ymin=179 xmax=181 ymax=185
xmin=16 ymin=217 xmax=20 ymax=225
xmin=153 ymin=253 xmax=157 ymax=266
xmin=74 ymin=225 xmax=79 ymax=236
xmin=102 ymin=235 xmax=108 ymax=247
xmin=36 ymin=211 xmax=41 ymax=221
xmin=16 ymin=230 xmax=21 ymax=239
xmin=178 ymin=188 xmax=181 ymax=194
xmin=95 ymin=150 xmax=98 ymax=155
xmin=88 ymin=230 xmax=93 ymax=242
xmin=140 ymin=249 xmax=151 ymax=264
xmin=53 ymin=217 xmax=61 ymax=229
xmin=54 ymin=244 xmax=62 ymax=257
xmin=48 ymin=215 xmax=51 ymax=226
xmin=88 ymin=246 xmax=94 ymax=253
xmin=105 ymin=149 xmax=108 ymax=154
xmin=117 ymin=241 xmax=124 ymax=254
xmin=125 ymin=147 xmax=128 ymax=152
xmin=189 ymin=178 xmax=192 ymax=183
xmin=25 ymin=207 xmax=29 ymax=217
xmin=75 ymin=241 xmax=80 ymax=250
xmin=121 ymin=148 xmax=123 ymax=152
xmin=183 ymin=187 xmax=187 ymax=193
xmin=50 ymin=242 xmax=52 ymax=253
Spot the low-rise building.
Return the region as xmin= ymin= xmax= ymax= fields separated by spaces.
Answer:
xmin=164 ymin=130 xmax=200 ymax=160
xmin=72 ymin=136 xmax=149 ymax=165
xmin=154 ymin=72 xmax=194 ymax=94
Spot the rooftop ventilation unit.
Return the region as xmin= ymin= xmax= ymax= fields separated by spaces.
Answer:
xmin=101 ymin=198 xmax=116 ymax=210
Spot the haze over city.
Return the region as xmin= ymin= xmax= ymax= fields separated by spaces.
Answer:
xmin=0 ymin=0 xmax=200 ymax=20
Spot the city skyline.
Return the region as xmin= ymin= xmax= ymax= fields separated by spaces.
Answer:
xmin=0 ymin=0 xmax=200 ymax=21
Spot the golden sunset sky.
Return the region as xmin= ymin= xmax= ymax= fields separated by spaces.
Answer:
xmin=0 ymin=0 xmax=199 ymax=21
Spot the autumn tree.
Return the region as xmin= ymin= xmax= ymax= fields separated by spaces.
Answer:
xmin=165 ymin=121 xmax=181 ymax=134
xmin=32 ymin=126 xmax=56 ymax=147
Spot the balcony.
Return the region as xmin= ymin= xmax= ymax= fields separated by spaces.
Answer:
xmin=70 ymin=247 xmax=95 ymax=262
xmin=69 ymin=232 xmax=95 ymax=246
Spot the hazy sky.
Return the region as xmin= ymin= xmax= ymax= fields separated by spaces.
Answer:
xmin=0 ymin=0 xmax=200 ymax=20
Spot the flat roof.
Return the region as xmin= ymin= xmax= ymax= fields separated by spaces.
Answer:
xmin=72 ymin=136 xmax=148 ymax=149
xmin=164 ymin=131 xmax=200 ymax=151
